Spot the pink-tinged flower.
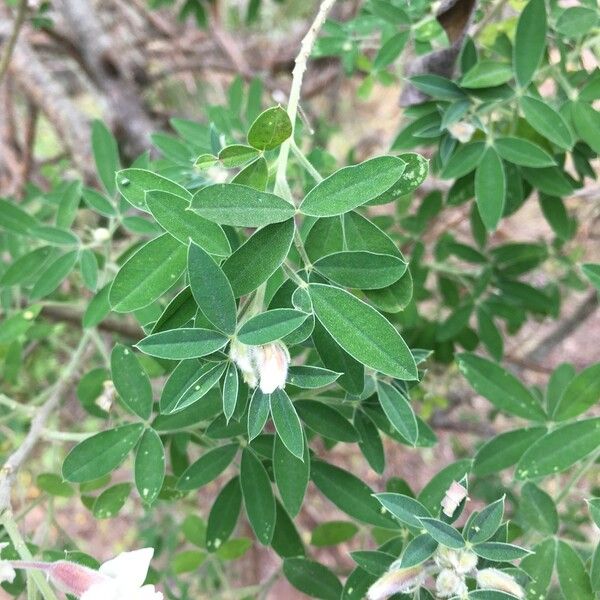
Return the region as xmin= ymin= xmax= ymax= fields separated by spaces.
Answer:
xmin=255 ymin=342 xmax=290 ymax=394
xmin=477 ymin=568 xmax=525 ymax=599
xmin=0 ymin=544 xmax=16 ymax=584
xmin=367 ymin=565 xmax=424 ymax=600
xmin=441 ymin=480 xmax=468 ymax=518
xmin=8 ymin=548 xmax=161 ymax=599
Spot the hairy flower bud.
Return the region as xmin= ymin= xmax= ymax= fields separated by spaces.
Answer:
xmin=436 ymin=568 xmax=467 ymax=598
xmin=477 ymin=568 xmax=525 ymax=599
xmin=255 ymin=342 xmax=290 ymax=394
xmin=367 ymin=565 xmax=424 ymax=600
xmin=448 ymin=121 xmax=476 ymax=143
xmin=229 ymin=339 xmax=258 ymax=388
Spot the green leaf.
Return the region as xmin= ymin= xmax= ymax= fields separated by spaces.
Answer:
xmin=311 ymin=521 xmax=358 ymax=547
xmin=557 ymin=540 xmax=594 ymax=599
xmin=247 ymin=389 xmax=270 ymax=441
xmin=373 ymin=30 xmax=410 ymax=69
xmin=0 ymin=246 xmax=54 ymax=287
xmin=314 ymin=251 xmax=406 ymax=290
xmin=31 ymin=225 xmax=79 ymax=246
xmin=0 ymin=198 xmax=38 ymax=234
xmin=582 ymin=263 xmax=600 ymax=292
xmin=188 ymin=242 xmax=237 ymax=335
xmin=63 ymin=424 xmax=144 ymax=482
xmin=270 ymin=389 xmax=304 ymax=459
xmin=37 ymin=473 xmax=75 ymax=497
xmin=247 ymin=106 xmax=292 ymax=151
xmin=466 ymin=497 xmax=505 ymax=543
xmin=0 ymin=307 xmax=40 ymax=344
xmin=273 ymin=431 xmax=310 ymax=517
xmin=30 ymin=251 xmax=78 ymax=300
xmin=295 ymin=400 xmax=359 ymax=443
xmin=172 ymin=550 xmax=207 ymax=574
xmin=516 ymin=417 xmax=600 ymax=479
xmin=475 ymin=147 xmax=505 ymax=231
xmin=237 ymin=309 xmax=307 ymax=345
xmin=299 ymin=156 xmax=406 ymax=217
xmin=136 ymin=328 xmax=228 ymax=360
xmin=461 ymin=61 xmax=513 ymax=88
xmin=146 ymin=191 xmax=230 ymax=257
xmin=116 ymin=168 xmax=191 ymax=211
xmin=546 ymin=362 xmax=575 ymax=415
xmin=222 ymin=363 xmax=239 ymax=423
xmin=109 ymin=234 xmax=187 ymax=313
xmin=206 ymin=477 xmax=242 ymax=552
xmin=556 ymin=7 xmax=598 ymax=38
xmin=377 ymin=381 xmax=418 ymax=445
xmin=494 ymin=137 xmax=555 ymax=167
xmin=572 ymin=102 xmax=600 ymax=155
xmin=354 ymin=411 xmax=385 ymax=474
xmin=468 ymin=592 xmax=522 ymax=600
xmin=92 ymin=483 xmax=131 ymax=519
xmin=520 ymin=96 xmax=573 ymax=149
xmin=409 ymin=74 xmax=465 ymax=101
xmin=134 ymin=429 xmax=165 ymax=505
xmin=519 ymin=482 xmax=558 ymax=534
xmin=552 ymin=363 xmax=600 ymax=421
xmin=419 ymin=518 xmax=464 ymax=549
xmin=309 ymin=283 xmax=417 ymax=380
xmin=190 ymin=183 xmax=295 ymax=227
xmin=151 ymin=286 xmax=196 ymax=334
xmin=232 ymin=156 xmax=269 ymax=190
xmin=399 ymin=534 xmax=438 ymax=568
xmin=473 ymin=427 xmax=546 ymax=476
xmin=82 ymin=188 xmax=116 ymax=217
xmin=441 ymin=142 xmax=485 ymax=179
xmin=350 ymin=550 xmax=395 ymax=577
xmin=80 ymin=249 xmax=98 ymax=291
xmin=476 ymin=306 xmax=503 ymax=361
xmin=177 ymin=443 xmax=238 ymax=490
xmin=110 ymin=344 xmax=153 ymax=420
xmin=92 ymin=120 xmax=119 ymax=195
xmin=218 ymin=144 xmax=259 ymax=167
xmin=457 ymin=353 xmax=546 ymax=421
xmin=283 ymin=558 xmax=343 ymax=600
xmin=367 ymin=152 xmax=429 ymax=205
xmin=417 ymin=459 xmax=472 ymax=514
xmin=539 ymin=194 xmax=574 ymax=240
xmin=514 ymin=0 xmax=546 ymax=88
xmin=473 ymin=542 xmax=531 ymax=561
xmin=374 ymin=493 xmax=431 ymax=528
xmin=222 ymin=220 xmax=294 ymax=297
xmin=521 ymin=538 xmax=556 ymax=599
xmin=311 ymin=460 xmax=396 ymax=528
xmin=160 ymin=360 xmax=219 ymax=414
xmin=287 ymin=366 xmax=341 ymax=389
xmin=82 ymin=284 xmax=111 ymax=329
xmin=240 ymin=448 xmax=276 ymax=545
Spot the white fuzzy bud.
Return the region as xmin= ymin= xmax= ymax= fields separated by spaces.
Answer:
xmin=367 ymin=565 xmax=424 ymax=600
xmin=477 ymin=568 xmax=525 ymax=599
xmin=255 ymin=342 xmax=290 ymax=394
xmin=436 ymin=568 xmax=467 ymax=598
xmin=441 ymin=480 xmax=468 ymax=517
xmin=93 ymin=228 xmax=111 ymax=242
xmin=448 ymin=121 xmax=476 ymax=143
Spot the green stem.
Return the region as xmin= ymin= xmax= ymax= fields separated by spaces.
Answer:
xmin=555 ymin=448 xmax=600 ymax=506
xmin=0 ymin=514 xmax=59 ymax=600
xmin=290 ymin=141 xmax=324 ymax=183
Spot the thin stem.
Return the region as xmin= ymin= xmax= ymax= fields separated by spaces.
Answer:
xmin=0 ymin=515 xmax=59 ymax=600
xmin=274 ymin=0 xmax=337 ymax=198
xmin=290 ymin=141 xmax=323 ymax=183
xmin=555 ymin=449 xmax=600 ymax=506
xmin=0 ymin=0 xmax=28 ymax=85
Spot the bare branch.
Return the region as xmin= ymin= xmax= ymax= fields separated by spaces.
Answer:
xmin=0 ymin=0 xmax=27 ymax=85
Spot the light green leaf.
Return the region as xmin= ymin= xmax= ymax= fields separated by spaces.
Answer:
xmin=552 ymin=363 xmax=600 ymax=421
xmin=134 ymin=429 xmax=165 ymax=505
xmin=520 ymin=96 xmax=573 ymax=149
xmin=473 ymin=542 xmax=531 ymax=561
xmin=287 ymin=366 xmax=341 ymax=389
xmin=222 ymin=363 xmax=239 ymax=423
xmin=146 ymin=191 xmax=230 ymax=257
xmin=377 ymin=381 xmax=418 ymax=445
xmin=0 ymin=198 xmax=38 ymax=234
xmin=232 ymin=156 xmax=269 ymax=190
xmin=494 ymin=137 xmax=555 ymax=167
xmin=419 ymin=518 xmax=464 ymax=549
xmin=314 ymin=251 xmax=406 ymax=290
xmin=237 ymin=309 xmax=307 ymax=345
xmin=441 ymin=142 xmax=485 ymax=179
xmin=248 ymin=389 xmax=270 ymax=441
xmin=116 ymin=168 xmax=191 ymax=211
xmin=475 ymin=147 xmax=505 ymax=231
xmin=516 ymin=417 xmax=600 ymax=479
xmin=457 ymin=353 xmax=546 ymax=421
xmin=222 ymin=220 xmax=294 ymax=297
xmin=136 ymin=328 xmax=228 ymax=359
xmin=296 ymin=400 xmax=359 ymax=442
xmin=519 ymin=482 xmax=558 ymax=534
xmin=466 ymin=497 xmax=505 ymax=543
xmin=273 ymin=430 xmax=310 ymax=517
xmin=109 ymin=234 xmax=187 ymax=313
xmin=92 ymin=483 xmax=131 ymax=519
xmin=190 ymin=183 xmax=295 ymax=227
xmin=111 ymin=344 xmax=153 ymax=420
xmin=218 ymin=144 xmax=259 ymax=167
xmin=374 ymin=493 xmax=431 ymax=528
xmin=30 ymin=251 xmax=78 ymax=300
xmin=247 ymin=106 xmax=292 ymax=151
xmin=63 ymin=424 xmax=144 ymax=483
xmin=367 ymin=152 xmax=429 ymax=205
xmin=299 ymin=156 xmax=406 ymax=217
xmin=240 ymin=448 xmax=276 ymax=545
xmin=311 ymin=521 xmax=358 ymax=547
xmin=461 ymin=61 xmax=512 ymax=88
xmin=309 ymin=283 xmax=417 ymax=380
xmin=177 ymin=443 xmax=238 ymax=490
xmin=514 ymin=0 xmax=547 ymax=88
xmin=188 ymin=242 xmax=237 ymax=334
xmin=283 ymin=558 xmax=343 ymax=600
xmin=92 ymin=120 xmax=120 ymax=195
xmin=270 ymin=389 xmax=304 ymax=459
xmin=582 ymin=263 xmax=600 ymax=292
xmin=557 ymin=540 xmax=594 ymax=599
xmin=572 ymin=102 xmax=600 ymax=154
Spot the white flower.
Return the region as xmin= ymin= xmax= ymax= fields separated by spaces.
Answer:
xmin=436 ymin=568 xmax=467 ymax=598
xmin=92 ymin=228 xmax=111 ymax=243
xmin=81 ymin=548 xmax=162 ymax=600
xmin=455 ymin=549 xmax=478 ymax=574
xmin=477 ymin=568 xmax=524 ymax=599
xmin=254 ymin=342 xmax=290 ymax=394
xmin=229 ymin=340 xmax=258 ymax=388
xmin=448 ymin=121 xmax=476 ymax=143
xmin=0 ymin=544 xmax=16 ymax=584
xmin=441 ymin=480 xmax=468 ymax=518
xmin=367 ymin=565 xmax=424 ymax=600
xmin=434 ymin=547 xmax=477 ymax=574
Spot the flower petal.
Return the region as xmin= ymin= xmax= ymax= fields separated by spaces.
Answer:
xmin=99 ymin=548 xmax=154 ymax=588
